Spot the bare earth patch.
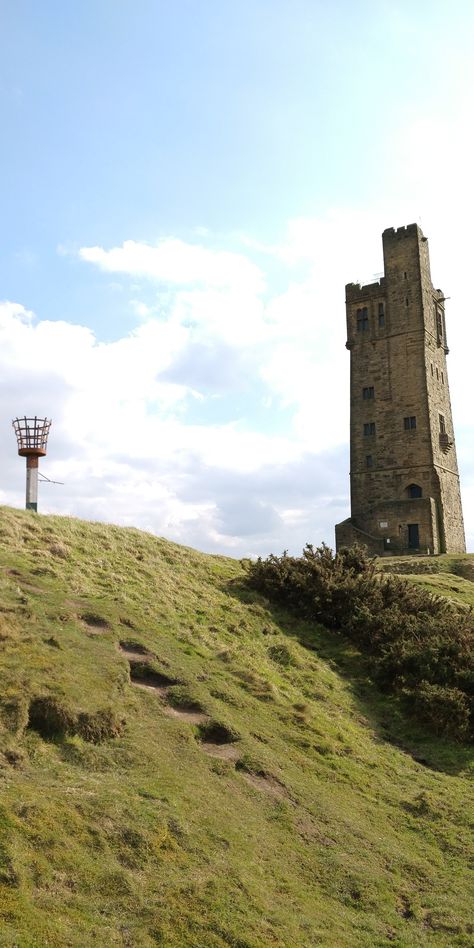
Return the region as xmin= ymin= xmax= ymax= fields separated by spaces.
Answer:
xmin=80 ymin=613 xmax=110 ymax=630
xmin=125 ymin=653 xmax=207 ymax=722
xmin=162 ymin=706 xmax=209 ymax=724
xmin=118 ymin=641 xmax=154 ymax=661
xmin=129 ymin=662 xmax=178 ymax=694
xmin=241 ymin=772 xmax=289 ymax=798
xmin=201 ymin=743 xmax=241 ymax=761
xmin=132 ymin=680 xmax=169 ymax=696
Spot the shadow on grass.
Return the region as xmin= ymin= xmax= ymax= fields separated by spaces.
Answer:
xmin=227 ymin=577 xmax=474 ymax=777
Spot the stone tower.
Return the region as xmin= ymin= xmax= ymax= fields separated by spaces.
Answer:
xmin=335 ymin=223 xmax=465 ymax=556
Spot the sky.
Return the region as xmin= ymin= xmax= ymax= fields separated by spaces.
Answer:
xmin=1 ymin=0 xmax=474 ymax=556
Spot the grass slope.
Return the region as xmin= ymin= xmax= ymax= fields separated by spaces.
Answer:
xmin=0 ymin=506 xmax=472 ymax=947
xmin=378 ymin=554 xmax=474 ymax=609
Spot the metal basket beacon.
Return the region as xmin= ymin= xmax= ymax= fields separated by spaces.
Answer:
xmin=12 ymin=416 xmax=52 ymax=512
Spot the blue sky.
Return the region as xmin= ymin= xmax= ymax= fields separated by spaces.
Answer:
xmin=1 ymin=1 xmax=474 ymax=554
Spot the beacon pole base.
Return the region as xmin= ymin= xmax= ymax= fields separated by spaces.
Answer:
xmin=26 ymin=456 xmax=39 ymax=511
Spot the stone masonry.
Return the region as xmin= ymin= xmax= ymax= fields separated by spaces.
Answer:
xmin=335 ymin=224 xmax=466 ymax=556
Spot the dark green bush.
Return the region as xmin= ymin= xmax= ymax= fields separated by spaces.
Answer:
xmin=246 ymin=544 xmax=474 ymax=741
xmin=409 ymin=683 xmax=471 ymax=740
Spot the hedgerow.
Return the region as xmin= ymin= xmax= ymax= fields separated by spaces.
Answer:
xmin=246 ymin=544 xmax=474 ymax=741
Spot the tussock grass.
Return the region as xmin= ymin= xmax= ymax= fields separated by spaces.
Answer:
xmin=0 ymin=506 xmax=473 ymax=946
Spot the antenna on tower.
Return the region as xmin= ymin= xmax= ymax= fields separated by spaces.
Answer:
xmin=12 ymin=416 xmax=52 ymax=512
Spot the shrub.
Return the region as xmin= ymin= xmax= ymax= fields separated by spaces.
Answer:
xmin=246 ymin=544 xmax=474 ymax=741
xmin=409 ymin=683 xmax=471 ymax=740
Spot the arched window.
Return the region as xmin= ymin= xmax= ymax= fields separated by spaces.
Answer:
xmin=406 ymin=483 xmax=422 ymax=498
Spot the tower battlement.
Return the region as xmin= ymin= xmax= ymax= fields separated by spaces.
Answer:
xmin=336 ymin=225 xmax=465 ymax=557
xmin=382 ymin=223 xmax=422 ymax=241
xmin=345 ymin=278 xmax=386 ymax=302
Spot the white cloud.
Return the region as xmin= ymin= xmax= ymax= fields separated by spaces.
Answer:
xmin=0 ymin=297 xmax=320 ymax=555
xmin=3 ymin=189 xmax=474 ymax=557
xmin=79 ymin=238 xmax=265 ymax=294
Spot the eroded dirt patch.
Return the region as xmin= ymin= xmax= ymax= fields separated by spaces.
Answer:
xmin=119 ymin=640 xmax=154 ymax=660
xmin=129 ymin=661 xmax=178 ymax=693
xmin=197 ymin=721 xmax=238 ymax=745
xmin=126 ymin=655 xmax=208 ymax=723
xmin=162 ymin=705 xmax=209 ymax=724
xmin=80 ymin=613 xmax=110 ymax=630
xmin=201 ymin=743 xmax=241 ymax=761
xmin=197 ymin=720 xmax=240 ymax=758
xmin=241 ymin=772 xmax=289 ymax=799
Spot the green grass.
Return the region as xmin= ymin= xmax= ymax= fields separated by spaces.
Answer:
xmin=378 ymin=553 xmax=474 ymax=608
xmin=0 ymin=506 xmax=473 ymax=946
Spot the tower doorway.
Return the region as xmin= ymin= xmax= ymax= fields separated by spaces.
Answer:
xmin=408 ymin=524 xmax=420 ymax=549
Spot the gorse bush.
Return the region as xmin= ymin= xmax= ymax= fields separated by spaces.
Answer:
xmin=246 ymin=544 xmax=474 ymax=741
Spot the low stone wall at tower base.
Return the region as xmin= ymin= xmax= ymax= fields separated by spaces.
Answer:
xmin=336 ymin=495 xmax=441 ymax=556
xmin=335 ymin=519 xmax=384 ymax=555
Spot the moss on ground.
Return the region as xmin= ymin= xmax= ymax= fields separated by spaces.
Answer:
xmin=0 ymin=506 xmax=473 ymax=946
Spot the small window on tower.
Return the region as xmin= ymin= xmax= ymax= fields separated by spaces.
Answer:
xmin=405 ymin=297 xmax=409 ymax=307
xmin=363 ymin=386 xmax=374 ymax=399
xmin=430 ymin=363 xmax=434 ymax=376
xmin=378 ymin=302 xmax=385 ymax=328
xmin=364 ymin=422 xmax=376 ymax=436
xmin=436 ymin=367 xmax=439 ymax=380
xmin=436 ymin=309 xmax=444 ymax=342
xmin=404 ymin=416 xmax=417 ymax=430
xmin=441 ymin=371 xmax=444 ymax=384
xmin=356 ymin=307 xmax=369 ymax=332
xmin=404 ymin=271 xmax=407 ymax=280
xmin=407 ymin=483 xmax=422 ymax=498
xmin=439 ymin=414 xmax=446 ymax=434
xmin=366 ymin=455 xmax=373 ymax=468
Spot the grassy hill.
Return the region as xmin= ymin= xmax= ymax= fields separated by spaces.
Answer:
xmin=377 ymin=553 xmax=474 ymax=609
xmin=0 ymin=506 xmax=473 ymax=947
